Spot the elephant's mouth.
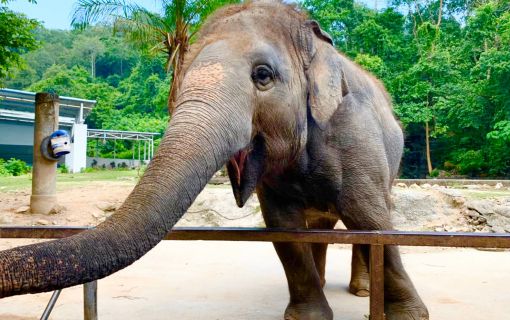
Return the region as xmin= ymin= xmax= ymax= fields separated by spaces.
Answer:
xmin=226 ymin=136 xmax=264 ymax=207
xmin=228 ymin=149 xmax=249 ymax=186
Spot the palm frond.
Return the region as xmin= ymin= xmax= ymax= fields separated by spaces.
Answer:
xmin=71 ymin=0 xmax=145 ymax=29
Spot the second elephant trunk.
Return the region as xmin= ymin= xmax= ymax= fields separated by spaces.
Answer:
xmin=0 ymin=98 xmax=249 ymax=297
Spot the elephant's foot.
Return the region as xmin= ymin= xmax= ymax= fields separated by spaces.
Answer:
xmin=385 ymin=300 xmax=429 ymax=320
xmin=284 ymin=301 xmax=333 ymax=320
xmin=348 ymin=277 xmax=370 ymax=297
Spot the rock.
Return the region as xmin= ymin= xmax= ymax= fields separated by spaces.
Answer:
xmin=480 ymin=226 xmax=492 ymax=233
xmin=15 ymin=206 xmax=30 ymax=214
xmin=36 ymin=219 xmax=49 ymax=226
xmin=92 ymin=212 xmax=103 ymax=219
xmin=117 ymin=176 xmax=135 ymax=181
xmin=465 ymin=184 xmax=481 ymax=190
xmin=52 ymin=221 xmax=58 ymax=225
xmin=491 ymin=226 xmax=506 ymax=234
xmin=494 ymin=205 xmax=510 ymax=218
xmin=0 ymin=215 xmax=13 ymax=224
xmin=96 ymin=202 xmax=117 ymax=212
xmin=49 ymin=205 xmax=65 ymax=215
xmin=466 ymin=200 xmax=494 ymax=215
xmin=421 ymin=183 xmax=432 ymax=189
xmin=98 ymin=217 xmax=106 ymax=223
xmin=445 ymin=226 xmax=461 ymax=232
xmin=409 ymin=183 xmax=421 ymax=189
xmin=494 ymin=182 xmax=503 ymax=189
xmin=434 ymin=227 xmax=445 ymax=232
xmin=452 ymin=197 xmax=466 ymax=207
xmin=396 ymin=183 xmax=407 ymax=188
xmin=465 ymin=209 xmax=480 ymax=218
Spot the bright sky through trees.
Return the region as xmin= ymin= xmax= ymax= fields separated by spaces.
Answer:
xmin=6 ymin=0 xmax=160 ymax=29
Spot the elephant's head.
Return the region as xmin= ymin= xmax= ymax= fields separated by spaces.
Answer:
xmin=0 ymin=1 xmax=344 ymax=297
xmin=179 ymin=1 xmax=343 ymax=207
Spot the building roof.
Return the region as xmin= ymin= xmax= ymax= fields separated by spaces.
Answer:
xmin=0 ymin=88 xmax=97 ymax=125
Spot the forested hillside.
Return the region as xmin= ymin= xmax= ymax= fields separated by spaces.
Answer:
xmin=2 ymin=0 xmax=509 ymax=178
xmin=3 ymin=26 xmax=170 ymax=159
xmin=304 ymin=0 xmax=510 ymax=178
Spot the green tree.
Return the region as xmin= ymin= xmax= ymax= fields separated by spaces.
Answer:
xmin=0 ymin=0 xmax=40 ymax=83
xmin=69 ymin=34 xmax=105 ymax=78
xmin=72 ymin=0 xmax=240 ymax=113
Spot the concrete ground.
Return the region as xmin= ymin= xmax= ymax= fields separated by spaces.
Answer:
xmin=0 ymin=241 xmax=509 ymax=320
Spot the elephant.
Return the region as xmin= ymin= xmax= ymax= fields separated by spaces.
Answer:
xmin=0 ymin=1 xmax=428 ymax=319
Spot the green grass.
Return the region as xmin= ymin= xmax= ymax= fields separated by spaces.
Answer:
xmin=460 ymin=189 xmax=510 ymax=199
xmin=0 ymin=170 xmax=140 ymax=192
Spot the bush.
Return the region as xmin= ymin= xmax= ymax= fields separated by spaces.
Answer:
xmin=1 ymin=158 xmax=31 ymax=176
xmin=429 ymin=168 xmax=440 ymax=178
xmin=58 ymin=164 xmax=69 ymax=174
xmin=0 ymin=159 xmax=10 ymax=176
xmin=455 ymin=150 xmax=486 ymax=176
xmin=82 ymin=167 xmax=98 ymax=173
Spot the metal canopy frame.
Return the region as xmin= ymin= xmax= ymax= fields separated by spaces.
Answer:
xmin=0 ymin=88 xmax=96 ymax=123
xmin=87 ymin=129 xmax=160 ymax=161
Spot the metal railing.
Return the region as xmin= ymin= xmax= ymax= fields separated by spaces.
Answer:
xmin=1 ymin=226 xmax=510 ymax=320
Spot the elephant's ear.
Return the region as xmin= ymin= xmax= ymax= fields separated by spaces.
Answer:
xmin=304 ymin=20 xmax=348 ymax=128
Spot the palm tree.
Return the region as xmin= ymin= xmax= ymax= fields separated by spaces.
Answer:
xmin=72 ymin=0 xmax=239 ymax=113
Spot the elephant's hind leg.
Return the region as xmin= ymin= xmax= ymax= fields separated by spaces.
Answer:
xmin=339 ymin=186 xmax=429 ymax=320
xmin=348 ymin=244 xmax=370 ymax=297
xmin=306 ymin=215 xmax=338 ymax=288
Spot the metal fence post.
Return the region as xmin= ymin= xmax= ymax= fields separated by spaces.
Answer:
xmin=40 ymin=290 xmax=62 ymax=320
xmin=369 ymin=244 xmax=385 ymax=320
xmin=84 ymin=281 xmax=98 ymax=320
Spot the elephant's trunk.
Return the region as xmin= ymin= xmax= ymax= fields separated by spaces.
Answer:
xmin=0 ymin=92 xmax=250 ymax=297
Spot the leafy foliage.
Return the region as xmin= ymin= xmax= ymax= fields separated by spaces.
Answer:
xmin=0 ymin=3 xmax=39 ymax=83
xmin=3 ymin=0 xmax=509 ymax=176
xmin=304 ymin=0 xmax=510 ymax=178
xmin=0 ymin=158 xmax=31 ymax=176
xmin=71 ymin=0 xmax=240 ymax=111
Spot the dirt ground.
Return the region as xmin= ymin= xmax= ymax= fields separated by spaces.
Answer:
xmin=0 ymin=242 xmax=509 ymax=320
xmin=0 ymin=175 xmax=509 ymax=319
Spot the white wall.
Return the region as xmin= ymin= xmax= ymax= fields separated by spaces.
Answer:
xmin=65 ymin=123 xmax=87 ymax=173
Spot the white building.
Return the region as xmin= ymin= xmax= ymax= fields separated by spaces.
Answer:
xmin=0 ymin=88 xmax=95 ymax=173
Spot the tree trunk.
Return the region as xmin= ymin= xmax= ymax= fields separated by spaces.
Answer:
xmin=437 ymin=0 xmax=443 ymax=29
xmin=425 ymin=121 xmax=433 ymax=175
xmin=91 ymin=53 xmax=96 ymax=79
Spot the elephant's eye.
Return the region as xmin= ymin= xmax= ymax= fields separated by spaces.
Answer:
xmin=251 ymin=65 xmax=275 ymax=91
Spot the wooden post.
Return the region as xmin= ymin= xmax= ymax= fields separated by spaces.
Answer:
xmin=30 ymin=93 xmax=59 ymax=214
xmin=369 ymin=244 xmax=385 ymax=320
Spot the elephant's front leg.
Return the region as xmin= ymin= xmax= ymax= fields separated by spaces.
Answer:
xmin=258 ymin=189 xmax=333 ymax=320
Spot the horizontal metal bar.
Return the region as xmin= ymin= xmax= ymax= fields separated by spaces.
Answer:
xmin=1 ymin=226 xmax=509 ymax=248
xmin=166 ymin=228 xmax=510 ymax=248
xmin=0 ymin=226 xmax=92 ymax=239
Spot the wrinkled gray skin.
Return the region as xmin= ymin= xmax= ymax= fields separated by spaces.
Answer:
xmin=0 ymin=2 xmax=427 ymax=319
